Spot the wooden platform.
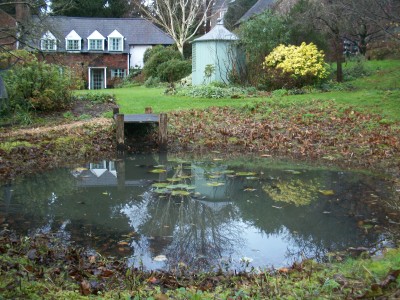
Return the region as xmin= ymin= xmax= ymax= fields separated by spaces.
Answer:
xmin=113 ymin=107 xmax=167 ymax=151
xmin=123 ymin=114 xmax=159 ymax=123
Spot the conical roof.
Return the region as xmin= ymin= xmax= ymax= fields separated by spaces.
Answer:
xmin=193 ymin=22 xmax=238 ymax=42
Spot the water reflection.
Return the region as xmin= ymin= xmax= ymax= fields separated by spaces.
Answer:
xmin=0 ymin=154 xmax=398 ymax=271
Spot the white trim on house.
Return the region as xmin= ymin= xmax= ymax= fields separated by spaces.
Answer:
xmin=108 ymin=30 xmax=124 ymax=52
xmin=87 ymin=30 xmax=105 ymax=51
xmin=88 ymin=67 xmax=107 ymax=90
xmin=65 ymin=30 xmax=81 ymax=51
xmin=40 ymin=31 xmax=57 ymax=51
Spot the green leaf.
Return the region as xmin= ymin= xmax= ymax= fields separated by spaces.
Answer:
xmin=171 ymin=190 xmax=191 ymax=196
xmin=206 ymin=182 xmax=225 ymax=187
xmin=236 ymin=172 xmax=257 ymax=176
xmin=150 ymin=169 xmax=167 ymax=173
xmin=152 ymin=183 xmax=169 ymax=188
xmin=319 ymin=189 xmax=335 ymax=196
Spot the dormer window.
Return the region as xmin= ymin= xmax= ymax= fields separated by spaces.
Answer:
xmin=41 ymin=31 xmax=57 ymax=51
xmin=65 ymin=30 xmax=81 ymax=51
xmin=87 ymin=30 xmax=105 ymax=51
xmin=108 ymin=30 xmax=123 ymax=52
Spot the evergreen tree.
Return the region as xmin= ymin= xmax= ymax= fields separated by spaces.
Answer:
xmin=224 ymin=0 xmax=258 ymax=30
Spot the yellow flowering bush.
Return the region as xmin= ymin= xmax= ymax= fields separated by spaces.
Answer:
xmin=263 ymin=42 xmax=330 ymax=89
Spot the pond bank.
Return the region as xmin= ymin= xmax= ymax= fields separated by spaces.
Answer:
xmin=1 ymin=101 xmax=400 ymax=298
xmin=1 ymin=229 xmax=400 ymax=299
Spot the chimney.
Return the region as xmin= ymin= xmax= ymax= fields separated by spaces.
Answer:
xmin=15 ymin=2 xmax=31 ymax=25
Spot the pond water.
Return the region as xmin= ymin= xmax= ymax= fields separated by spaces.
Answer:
xmin=0 ymin=154 xmax=399 ymax=271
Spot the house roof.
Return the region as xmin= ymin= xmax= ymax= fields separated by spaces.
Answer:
xmin=193 ymin=22 xmax=238 ymax=42
xmin=31 ymin=16 xmax=174 ymax=52
xmin=237 ymin=0 xmax=275 ymax=24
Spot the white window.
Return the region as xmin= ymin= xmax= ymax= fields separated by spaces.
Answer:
xmin=41 ymin=31 xmax=57 ymax=51
xmin=89 ymin=39 xmax=103 ymax=50
xmin=111 ymin=69 xmax=126 ymax=78
xmin=66 ymin=39 xmax=80 ymax=50
xmin=87 ymin=30 xmax=105 ymax=51
xmin=65 ymin=30 xmax=81 ymax=51
xmin=109 ymin=37 xmax=122 ymax=51
xmin=108 ymin=30 xmax=124 ymax=52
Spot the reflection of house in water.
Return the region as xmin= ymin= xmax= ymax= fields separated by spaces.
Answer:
xmin=72 ymin=161 xmax=118 ymax=187
xmin=72 ymin=155 xmax=160 ymax=187
xmin=198 ymin=200 xmax=232 ymax=211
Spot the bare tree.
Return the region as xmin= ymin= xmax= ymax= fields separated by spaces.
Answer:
xmin=135 ymin=0 xmax=214 ymax=56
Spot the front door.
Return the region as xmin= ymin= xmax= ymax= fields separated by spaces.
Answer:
xmin=91 ymin=69 xmax=104 ymax=89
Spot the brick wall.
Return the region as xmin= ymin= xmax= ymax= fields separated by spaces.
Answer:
xmin=39 ymin=52 xmax=128 ymax=88
xmin=0 ymin=10 xmax=17 ymax=49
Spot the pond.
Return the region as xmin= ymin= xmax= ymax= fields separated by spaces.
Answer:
xmin=1 ymin=154 xmax=399 ymax=272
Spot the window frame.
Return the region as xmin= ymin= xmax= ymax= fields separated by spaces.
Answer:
xmin=88 ymin=39 xmax=104 ymax=51
xmin=66 ymin=39 xmax=81 ymax=51
xmin=111 ymin=68 xmax=126 ymax=78
xmin=108 ymin=37 xmax=123 ymax=52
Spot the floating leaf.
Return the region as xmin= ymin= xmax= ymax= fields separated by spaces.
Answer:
xmin=206 ymin=182 xmax=225 ymax=187
xmin=167 ymin=178 xmax=181 ymax=182
xmin=285 ymin=170 xmax=302 ymax=175
xmin=150 ymin=169 xmax=167 ymax=173
xmin=118 ymin=241 xmax=129 ymax=246
xmin=152 ymin=183 xmax=169 ymax=188
xmin=213 ymin=158 xmax=223 ymax=161
xmin=319 ymin=189 xmax=335 ymax=196
xmin=246 ymin=176 xmax=258 ymax=180
xmin=272 ymin=205 xmax=283 ymax=209
xmin=153 ymin=165 xmax=165 ymax=168
xmin=74 ymin=167 xmax=88 ymax=172
xmin=244 ymin=188 xmax=256 ymax=192
xmin=154 ymin=189 xmax=169 ymax=194
xmin=236 ymin=172 xmax=257 ymax=176
xmin=153 ymin=255 xmax=167 ymax=262
xmin=209 ymin=175 xmax=222 ymax=179
xmin=220 ymin=170 xmax=235 ymax=174
xmin=171 ymin=190 xmax=191 ymax=196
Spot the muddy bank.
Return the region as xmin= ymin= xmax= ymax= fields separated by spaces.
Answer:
xmin=1 ymin=100 xmax=400 ymax=182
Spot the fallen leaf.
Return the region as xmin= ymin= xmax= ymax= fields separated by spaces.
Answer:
xmin=80 ymin=280 xmax=91 ymax=296
xmin=319 ymin=189 xmax=335 ymax=196
xmin=153 ymin=255 xmax=167 ymax=262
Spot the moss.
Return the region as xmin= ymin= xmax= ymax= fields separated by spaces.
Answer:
xmin=0 ymin=141 xmax=33 ymax=153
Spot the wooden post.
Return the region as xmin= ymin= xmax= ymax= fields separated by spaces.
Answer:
xmin=116 ymin=114 xmax=125 ymax=151
xmin=113 ymin=107 xmax=120 ymax=116
xmin=116 ymin=157 xmax=126 ymax=191
xmin=145 ymin=107 xmax=153 ymax=114
xmin=159 ymin=113 xmax=167 ymax=151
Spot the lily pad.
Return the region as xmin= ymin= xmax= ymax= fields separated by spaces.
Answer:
xmin=206 ymin=182 xmax=225 ymax=187
xmin=319 ymin=189 xmax=335 ymax=196
xmin=150 ymin=169 xmax=167 ymax=173
xmin=167 ymin=178 xmax=181 ymax=182
xmin=171 ymin=190 xmax=191 ymax=196
xmin=154 ymin=189 xmax=169 ymax=194
xmin=285 ymin=170 xmax=302 ymax=175
xmin=246 ymin=176 xmax=258 ymax=180
xmin=236 ymin=172 xmax=257 ymax=176
xmin=152 ymin=183 xmax=169 ymax=188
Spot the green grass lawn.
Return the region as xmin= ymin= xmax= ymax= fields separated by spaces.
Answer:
xmin=77 ymin=59 xmax=400 ymax=121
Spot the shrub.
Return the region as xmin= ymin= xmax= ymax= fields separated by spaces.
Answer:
xmin=343 ymin=58 xmax=371 ymax=81
xmin=144 ymin=76 xmax=162 ymax=88
xmin=143 ymin=45 xmax=164 ymax=64
xmin=157 ymin=59 xmax=192 ymax=83
xmin=3 ymin=50 xmax=82 ymax=112
xmin=73 ymin=93 xmax=116 ymax=104
xmin=176 ymin=85 xmax=257 ymax=99
xmin=264 ymin=42 xmax=330 ymax=89
xmin=142 ymin=47 xmax=181 ymax=79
